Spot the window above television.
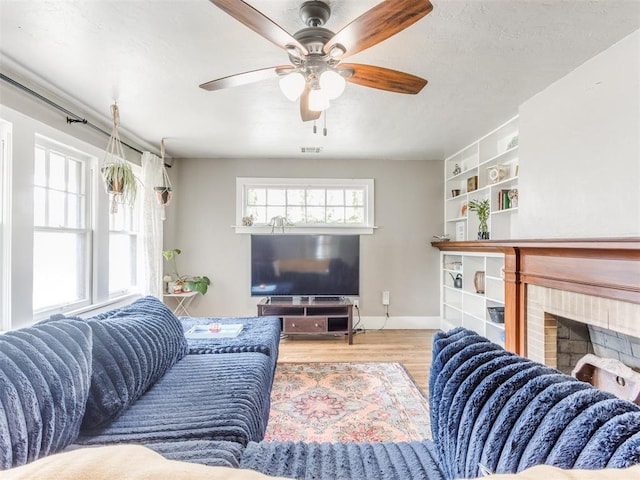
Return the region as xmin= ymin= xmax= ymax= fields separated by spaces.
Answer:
xmin=235 ymin=177 xmax=375 ymax=234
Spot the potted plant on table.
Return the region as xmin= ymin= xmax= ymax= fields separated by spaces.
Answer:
xmin=468 ymin=198 xmax=490 ymax=240
xmin=162 ymin=248 xmax=211 ymax=295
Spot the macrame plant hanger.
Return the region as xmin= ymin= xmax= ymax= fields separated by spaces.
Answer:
xmin=154 ymin=139 xmax=173 ymax=220
xmin=102 ymin=103 xmax=136 ymax=214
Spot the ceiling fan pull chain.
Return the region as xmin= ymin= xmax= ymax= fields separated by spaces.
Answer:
xmin=323 ymin=110 xmax=327 ymax=136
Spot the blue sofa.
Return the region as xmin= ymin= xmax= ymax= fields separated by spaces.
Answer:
xmin=0 ymin=296 xmax=281 ymax=470
xmin=2 ymin=298 xmax=640 ymax=479
xmin=239 ymin=328 xmax=640 ymax=479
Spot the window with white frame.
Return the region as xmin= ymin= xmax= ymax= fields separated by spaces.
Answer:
xmin=33 ymin=139 xmax=91 ymax=313
xmin=237 ymin=178 xmax=374 ymax=231
xmin=108 ymin=175 xmax=140 ymax=296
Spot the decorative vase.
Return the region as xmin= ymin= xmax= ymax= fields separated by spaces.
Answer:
xmin=474 ymin=271 xmax=485 ymax=294
xmin=477 ymin=231 xmax=490 ymax=240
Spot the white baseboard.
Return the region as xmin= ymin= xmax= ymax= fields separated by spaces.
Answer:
xmin=354 ymin=315 xmax=441 ymax=330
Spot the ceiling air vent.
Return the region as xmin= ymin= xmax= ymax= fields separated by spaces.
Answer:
xmin=300 ymin=146 xmax=323 ymax=153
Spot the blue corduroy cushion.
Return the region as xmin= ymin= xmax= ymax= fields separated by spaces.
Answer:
xmin=240 ymin=440 xmax=445 ymax=480
xmin=575 ymin=411 xmax=640 ymax=469
xmin=517 ymin=388 xmax=612 ymax=470
xmin=76 ymin=353 xmax=272 ymax=446
xmin=146 ymin=439 xmax=245 ymax=467
xmin=429 ymin=337 xmax=500 ymax=448
xmin=608 ymin=431 xmax=640 ymax=468
xmin=545 ymin=398 xmax=640 ymax=469
xmin=432 ymin=328 xmax=640 ymax=479
xmin=0 ymin=319 xmax=92 ymax=469
xmin=81 ymin=296 xmax=188 ymax=429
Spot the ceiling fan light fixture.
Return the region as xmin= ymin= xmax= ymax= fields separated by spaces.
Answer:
xmin=279 ymin=72 xmax=306 ymax=101
xmin=319 ymin=70 xmax=346 ymax=100
xmin=308 ymin=88 xmax=330 ymax=111
xmin=285 ymin=45 xmax=304 ymax=60
xmin=327 ymin=43 xmax=346 ymax=59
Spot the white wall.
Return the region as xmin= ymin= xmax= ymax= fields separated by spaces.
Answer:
xmin=165 ymin=157 xmax=443 ymax=325
xmin=514 ymin=30 xmax=640 ymax=238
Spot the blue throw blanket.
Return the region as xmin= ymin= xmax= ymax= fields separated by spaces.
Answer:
xmin=180 ymin=316 xmax=281 ymax=377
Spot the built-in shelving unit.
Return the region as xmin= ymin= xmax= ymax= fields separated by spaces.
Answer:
xmin=444 ymin=116 xmax=519 ymax=241
xmin=441 ymin=251 xmax=506 ymax=347
xmin=438 ymin=117 xmax=519 ymax=347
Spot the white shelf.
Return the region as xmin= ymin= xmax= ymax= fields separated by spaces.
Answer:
xmin=486 ymin=319 xmax=506 ymax=330
xmin=479 ymin=145 xmax=519 ymax=168
xmin=444 ymin=116 xmax=519 ymax=241
xmin=439 ymin=250 xmax=506 ymax=347
xmin=443 ymin=303 xmax=463 ymax=312
xmin=491 ymin=207 xmax=518 ymax=216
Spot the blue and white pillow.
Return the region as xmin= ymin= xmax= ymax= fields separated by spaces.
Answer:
xmin=81 ymin=296 xmax=188 ymax=429
xmin=0 ymin=319 xmax=93 ymax=469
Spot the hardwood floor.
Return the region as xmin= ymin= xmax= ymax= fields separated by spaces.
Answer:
xmin=277 ymin=329 xmax=437 ymax=394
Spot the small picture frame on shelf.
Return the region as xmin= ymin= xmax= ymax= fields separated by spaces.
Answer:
xmin=487 ymin=164 xmax=508 ymax=185
xmin=466 ymin=175 xmax=478 ymax=192
xmin=455 ymin=221 xmax=465 ymax=241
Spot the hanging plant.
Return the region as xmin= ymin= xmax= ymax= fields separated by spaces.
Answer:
xmin=154 ymin=139 xmax=173 ymax=220
xmin=154 ymin=185 xmax=173 ymax=206
xmin=101 ymin=103 xmax=138 ymax=213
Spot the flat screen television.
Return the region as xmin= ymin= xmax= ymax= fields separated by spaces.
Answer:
xmin=251 ymin=234 xmax=360 ymax=298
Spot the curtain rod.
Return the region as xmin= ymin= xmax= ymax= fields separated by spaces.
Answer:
xmin=0 ymin=72 xmax=171 ymax=167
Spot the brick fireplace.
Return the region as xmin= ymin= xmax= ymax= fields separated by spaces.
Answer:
xmin=526 ymin=284 xmax=640 ymax=370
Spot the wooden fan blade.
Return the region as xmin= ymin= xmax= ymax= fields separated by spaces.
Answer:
xmin=209 ymin=0 xmax=308 ymax=55
xmin=339 ymin=63 xmax=427 ymax=94
xmin=300 ymin=86 xmax=322 ymax=122
xmin=324 ymin=0 xmax=433 ymax=59
xmin=199 ymin=65 xmax=293 ymax=91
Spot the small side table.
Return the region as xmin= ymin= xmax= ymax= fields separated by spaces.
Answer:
xmin=163 ymin=291 xmax=199 ymax=316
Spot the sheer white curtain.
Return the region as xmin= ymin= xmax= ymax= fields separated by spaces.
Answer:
xmin=140 ymin=152 xmax=164 ymax=299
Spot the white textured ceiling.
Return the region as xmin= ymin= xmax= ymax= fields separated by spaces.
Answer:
xmin=0 ymin=0 xmax=638 ymax=160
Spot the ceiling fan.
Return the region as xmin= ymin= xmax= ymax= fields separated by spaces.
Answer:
xmin=200 ymin=0 xmax=433 ymax=122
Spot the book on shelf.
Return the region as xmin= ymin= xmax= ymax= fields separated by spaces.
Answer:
xmin=185 ymin=323 xmax=243 ymax=339
xmin=498 ymin=189 xmax=511 ymax=210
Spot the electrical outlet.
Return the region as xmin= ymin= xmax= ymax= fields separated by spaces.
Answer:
xmin=352 ymin=299 xmax=360 ymax=309
xmin=382 ymin=290 xmax=390 ymax=306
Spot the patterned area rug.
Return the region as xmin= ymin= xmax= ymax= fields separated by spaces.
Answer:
xmin=264 ymin=362 xmax=431 ymax=442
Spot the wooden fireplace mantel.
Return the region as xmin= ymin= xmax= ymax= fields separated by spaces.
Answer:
xmin=432 ymin=238 xmax=640 ymax=355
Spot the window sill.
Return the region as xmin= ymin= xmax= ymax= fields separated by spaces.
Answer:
xmin=233 ymin=225 xmax=377 ymax=235
xmin=67 ymin=293 xmax=141 ymax=318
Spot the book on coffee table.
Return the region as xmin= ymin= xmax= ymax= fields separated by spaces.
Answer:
xmin=185 ymin=323 xmax=243 ymax=339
